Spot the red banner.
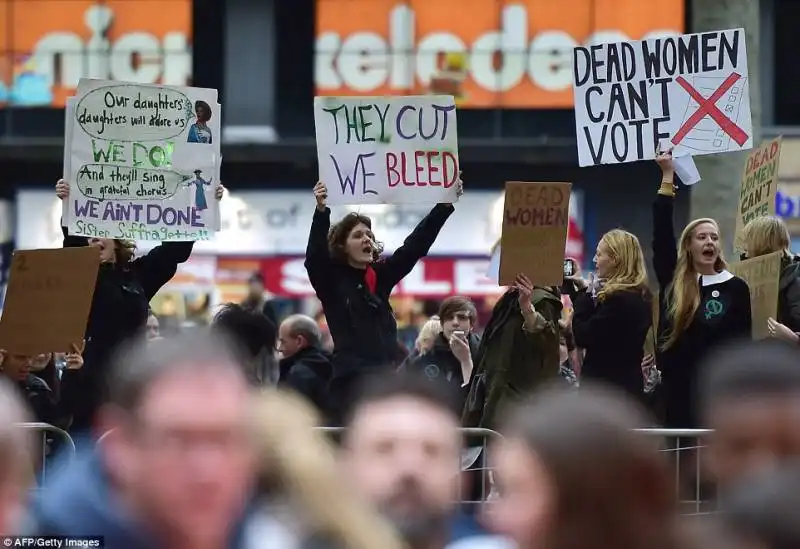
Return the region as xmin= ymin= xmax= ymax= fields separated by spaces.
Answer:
xmin=255 ymin=256 xmax=503 ymax=298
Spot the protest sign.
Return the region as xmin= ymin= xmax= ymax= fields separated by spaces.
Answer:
xmin=734 ymin=137 xmax=782 ymax=252
xmin=314 ymin=95 xmax=460 ymax=205
xmin=0 ymin=247 xmax=101 ymax=354
xmin=729 ymin=251 xmax=782 ymax=340
xmin=573 ymin=28 xmax=752 ymax=166
xmin=64 ymin=79 xmax=221 ymax=241
xmin=499 ymin=182 xmax=571 ymax=286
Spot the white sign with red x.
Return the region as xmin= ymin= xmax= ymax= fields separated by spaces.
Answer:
xmin=572 ymin=28 xmax=753 ymax=167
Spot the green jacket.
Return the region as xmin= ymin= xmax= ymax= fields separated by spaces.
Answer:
xmin=462 ymin=287 xmax=562 ymax=430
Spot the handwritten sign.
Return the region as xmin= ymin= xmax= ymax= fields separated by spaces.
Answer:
xmin=314 ymin=95 xmax=460 ymax=205
xmin=0 ymin=247 xmax=101 ymax=354
xmin=573 ymin=28 xmax=752 ymax=166
xmin=729 ymin=251 xmax=781 ymax=340
xmin=499 ymin=182 xmax=571 ymax=286
xmin=64 ymin=79 xmax=221 ymax=241
xmin=735 ymin=137 xmax=782 ymax=252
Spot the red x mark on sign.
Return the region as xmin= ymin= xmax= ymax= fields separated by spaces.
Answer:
xmin=671 ymin=72 xmax=749 ymax=147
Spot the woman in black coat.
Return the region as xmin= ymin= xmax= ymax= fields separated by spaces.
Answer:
xmin=568 ymin=229 xmax=652 ymax=400
xmin=55 ymin=179 xmax=224 ymax=432
xmin=305 ymin=181 xmax=461 ymax=423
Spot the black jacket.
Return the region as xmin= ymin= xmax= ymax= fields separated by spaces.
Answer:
xmin=278 ymin=346 xmax=333 ymax=413
xmin=571 ymin=288 xmax=652 ymax=398
xmin=401 ymin=332 xmax=480 ymax=410
xmin=778 ymin=256 xmax=800 ymax=333
xmin=304 ymin=204 xmax=453 ymax=378
xmin=652 ymin=194 xmax=751 ymax=428
xmin=60 ymin=227 xmax=193 ymax=431
xmin=19 ymin=374 xmax=61 ymax=425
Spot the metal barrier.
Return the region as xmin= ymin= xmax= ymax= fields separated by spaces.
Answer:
xmin=317 ymin=426 xmax=715 ymax=513
xmin=638 ymin=428 xmax=715 ymax=515
xmin=315 ymin=426 xmax=504 ymax=505
xmin=16 ymin=422 xmax=76 ymax=486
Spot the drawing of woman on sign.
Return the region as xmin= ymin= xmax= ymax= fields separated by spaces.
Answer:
xmin=187 ymin=100 xmax=213 ymax=144
xmin=185 ymin=170 xmax=212 ymax=210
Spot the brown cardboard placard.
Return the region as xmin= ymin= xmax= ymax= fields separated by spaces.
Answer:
xmin=729 ymin=251 xmax=782 ymax=340
xmin=734 ymin=136 xmax=782 ymax=253
xmin=0 ymin=247 xmax=101 ymax=354
xmin=499 ymin=181 xmax=571 ymax=286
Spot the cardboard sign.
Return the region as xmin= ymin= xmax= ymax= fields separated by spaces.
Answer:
xmin=734 ymin=137 xmax=783 ymax=252
xmin=313 ymin=95 xmax=460 ymax=205
xmin=572 ymin=28 xmax=752 ymax=166
xmin=499 ymin=182 xmax=571 ymax=286
xmin=729 ymin=251 xmax=782 ymax=340
xmin=0 ymin=247 xmax=101 ymax=354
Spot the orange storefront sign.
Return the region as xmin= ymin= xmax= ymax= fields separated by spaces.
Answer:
xmin=0 ymin=0 xmax=191 ymax=108
xmin=315 ymin=0 xmax=685 ymax=108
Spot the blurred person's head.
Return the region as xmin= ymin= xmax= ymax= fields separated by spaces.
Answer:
xmin=328 ymin=213 xmax=384 ymax=269
xmin=491 ymin=383 xmax=673 ymax=549
xmin=720 ymin=462 xmax=800 ymax=549
xmin=146 ymin=311 xmax=160 ymax=341
xmin=87 ymin=237 xmax=135 ymax=264
xmin=0 ymin=353 xmax=32 ymax=382
xmin=594 ymin=229 xmax=649 ymax=299
xmin=98 ymin=334 xmax=256 ymax=549
xmin=0 ymin=379 xmax=34 ymax=534
xmin=29 ymin=353 xmax=52 ymax=372
xmin=415 ymin=316 xmax=442 ymax=353
xmin=662 ymin=218 xmax=726 ymax=351
xmin=702 ymin=340 xmax=800 ymax=491
xmin=741 ymin=216 xmax=791 ymax=260
xmin=250 ymin=389 xmax=404 ymax=549
xmin=247 ymin=273 xmax=265 ymax=299
xmin=438 ymin=296 xmax=477 ymax=340
xmin=341 ymin=373 xmax=462 ymax=549
xmin=277 ymin=315 xmax=322 ymax=359
xmin=211 ymin=303 xmax=276 ymax=381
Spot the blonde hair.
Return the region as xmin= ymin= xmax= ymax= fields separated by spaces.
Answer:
xmin=596 ymin=229 xmax=649 ymax=301
xmin=250 ymin=389 xmax=404 ymax=549
xmin=662 ymin=218 xmax=727 ymax=351
xmin=415 ymin=316 xmax=442 ymax=352
xmin=114 ymin=239 xmax=137 ymax=263
xmin=742 ymin=215 xmax=791 ymax=259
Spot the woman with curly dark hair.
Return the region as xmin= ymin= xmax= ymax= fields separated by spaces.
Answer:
xmin=305 ymin=180 xmax=462 ymax=422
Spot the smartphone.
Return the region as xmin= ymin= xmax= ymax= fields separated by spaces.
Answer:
xmin=563 ymin=259 xmax=575 ymax=277
xmin=452 ymin=330 xmax=466 ymax=340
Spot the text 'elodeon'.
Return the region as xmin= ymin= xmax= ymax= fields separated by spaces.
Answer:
xmin=572 ymin=28 xmax=752 ymax=166
xmin=314 ymin=95 xmax=460 ymax=204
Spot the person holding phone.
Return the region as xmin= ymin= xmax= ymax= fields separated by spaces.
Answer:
xmin=400 ymin=297 xmax=480 ymax=408
xmin=565 ymin=230 xmax=653 ymax=400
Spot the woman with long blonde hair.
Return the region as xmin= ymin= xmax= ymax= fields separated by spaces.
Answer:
xmin=567 ymin=229 xmax=652 ymax=398
xmin=245 ymin=389 xmax=405 ymax=549
xmin=741 ymin=215 xmax=800 ymax=341
xmin=652 ymin=149 xmax=751 ymax=428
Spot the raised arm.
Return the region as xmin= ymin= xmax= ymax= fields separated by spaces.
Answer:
xmin=304 ymin=182 xmax=335 ymax=297
xmin=652 ymin=152 xmax=678 ymax=288
xmin=56 ymin=180 xmax=88 ymax=248
xmin=133 ymin=242 xmax=194 ymax=299
xmin=378 ymin=203 xmax=455 ymax=289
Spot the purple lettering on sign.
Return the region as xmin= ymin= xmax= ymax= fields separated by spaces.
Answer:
xmin=395 ymin=104 xmax=456 ymax=141
xmin=146 ymin=204 xmax=205 ymax=227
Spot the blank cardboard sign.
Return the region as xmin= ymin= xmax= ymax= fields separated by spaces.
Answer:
xmin=499 ymin=181 xmax=572 ymax=286
xmin=0 ymin=247 xmax=101 ymax=354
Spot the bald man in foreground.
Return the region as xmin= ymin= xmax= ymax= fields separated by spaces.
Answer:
xmin=277 ymin=315 xmax=333 ymax=416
